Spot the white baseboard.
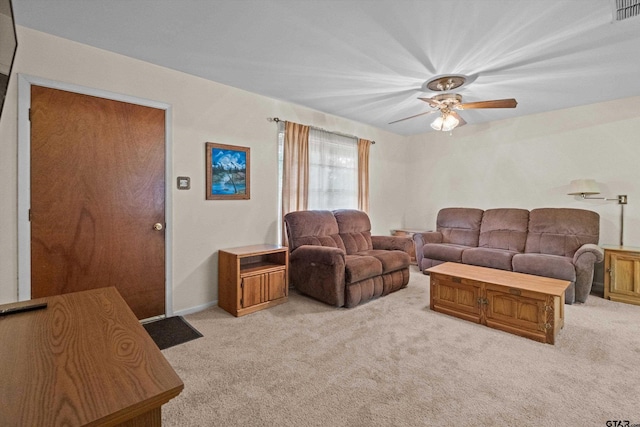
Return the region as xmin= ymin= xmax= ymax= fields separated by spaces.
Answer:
xmin=174 ymin=300 xmax=218 ymax=317
xmin=173 ymin=280 xmax=607 ymax=315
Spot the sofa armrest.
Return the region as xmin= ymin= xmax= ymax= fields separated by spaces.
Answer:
xmin=413 ymin=231 xmax=442 ymax=270
xmin=572 ymin=244 xmax=605 ymax=303
xmin=289 ymin=245 xmax=347 ymax=307
xmin=371 ymin=235 xmax=412 ymax=254
xmin=414 ymin=231 xmax=442 ymax=245
xmin=291 ymin=245 xmax=346 ymax=266
xmin=572 ymin=243 xmax=604 ymax=265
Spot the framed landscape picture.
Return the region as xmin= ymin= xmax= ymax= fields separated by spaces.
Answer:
xmin=206 ymin=142 xmax=250 ymax=200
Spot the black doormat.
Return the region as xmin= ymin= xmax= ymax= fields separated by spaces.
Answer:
xmin=143 ymin=316 xmax=203 ymax=350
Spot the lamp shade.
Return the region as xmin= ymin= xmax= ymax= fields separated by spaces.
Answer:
xmin=567 ymin=179 xmax=600 ymax=195
xmin=431 ymin=114 xmax=459 ymax=132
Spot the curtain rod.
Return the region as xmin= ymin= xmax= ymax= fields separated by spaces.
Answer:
xmin=268 ymin=117 xmax=375 ymax=144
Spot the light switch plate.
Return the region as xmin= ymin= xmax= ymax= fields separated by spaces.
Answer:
xmin=177 ymin=176 xmax=191 ymax=190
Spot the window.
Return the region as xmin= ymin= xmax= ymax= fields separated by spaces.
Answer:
xmin=278 ymin=125 xmax=358 ymax=211
xmin=278 ymin=121 xmax=370 ymax=244
xmin=307 ymin=129 xmax=358 ymax=210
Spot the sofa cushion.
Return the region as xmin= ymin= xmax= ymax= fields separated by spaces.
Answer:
xmin=525 ymin=208 xmax=599 ymax=257
xmin=437 ymin=208 xmax=483 ymax=246
xmin=340 ymin=231 xmax=373 ymax=255
xmin=356 ymin=249 xmax=410 ymax=273
xmin=344 ymin=255 xmax=383 ymax=284
xmin=423 ymin=243 xmax=470 ymax=263
xmin=512 ymin=253 xmax=576 ymax=282
xmin=479 ymin=208 xmax=529 ymax=251
xmin=334 ymin=209 xmax=374 ymax=254
xmin=462 ymin=247 xmax=518 ymax=271
xmin=284 ymin=210 xmax=346 ymax=252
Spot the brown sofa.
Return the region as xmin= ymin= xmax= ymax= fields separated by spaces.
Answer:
xmin=413 ymin=207 xmax=604 ymax=304
xmin=284 ymin=209 xmax=412 ymax=307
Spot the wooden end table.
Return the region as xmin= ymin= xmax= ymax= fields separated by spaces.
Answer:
xmin=603 ymin=245 xmax=640 ymax=306
xmin=391 ymin=228 xmax=427 ymax=265
xmin=218 ymin=244 xmax=289 ymax=316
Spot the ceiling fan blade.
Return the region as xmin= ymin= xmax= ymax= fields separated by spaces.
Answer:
xmin=418 ymin=97 xmax=441 ymax=108
xmin=459 ymin=98 xmax=518 ymax=109
xmin=388 ymin=110 xmax=437 ymax=124
xmin=450 ymin=111 xmax=466 ymax=127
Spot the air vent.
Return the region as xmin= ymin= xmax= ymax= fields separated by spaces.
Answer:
xmin=612 ymin=0 xmax=640 ymax=21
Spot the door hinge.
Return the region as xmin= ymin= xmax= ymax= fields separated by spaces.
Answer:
xmin=28 ymin=108 xmax=31 ymax=121
xmin=28 ymin=209 xmax=31 ymax=221
xmin=240 ymin=298 xmax=243 ymax=307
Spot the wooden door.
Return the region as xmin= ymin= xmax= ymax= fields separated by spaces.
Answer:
xmin=29 ymin=85 xmax=166 ymax=320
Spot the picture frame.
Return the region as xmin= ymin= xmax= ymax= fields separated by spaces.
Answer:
xmin=206 ymin=142 xmax=250 ymax=200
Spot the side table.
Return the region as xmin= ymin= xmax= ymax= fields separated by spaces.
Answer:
xmin=603 ymin=245 xmax=640 ymax=306
xmin=391 ymin=228 xmax=426 ymax=265
xmin=218 ymin=244 xmax=289 ymax=316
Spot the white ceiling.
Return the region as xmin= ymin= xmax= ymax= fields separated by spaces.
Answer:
xmin=11 ymin=0 xmax=640 ymax=135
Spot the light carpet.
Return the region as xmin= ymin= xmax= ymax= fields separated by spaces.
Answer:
xmin=162 ymin=267 xmax=640 ymax=426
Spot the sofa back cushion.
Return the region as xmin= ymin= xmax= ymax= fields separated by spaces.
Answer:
xmin=333 ymin=209 xmax=374 ymax=255
xmin=479 ymin=208 xmax=529 ymax=252
xmin=437 ymin=208 xmax=484 ymax=247
xmin=525 ymin=208 xmax=599 ymax=257
xmin=284 ymin=210 xmax=346 ymax=252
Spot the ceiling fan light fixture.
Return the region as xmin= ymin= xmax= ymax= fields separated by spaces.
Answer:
xmin=391 ymin=74 xmax=513 ymax=130
xmin=422 ymin=74 xmax=478 ymax=92
xmin=424 ymin=75 xmax=467 ymax=92
xmin=431 ymin=113 xmax=459 ymax=132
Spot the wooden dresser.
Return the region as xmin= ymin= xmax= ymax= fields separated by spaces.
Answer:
xmin=0 ymin=287 xmax=183 ymax=426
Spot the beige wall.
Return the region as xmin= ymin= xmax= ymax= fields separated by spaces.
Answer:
xmin=405 ymin=105 xmax=640 ymax=289
xmin=404 ymin=97 xmax=640 ymax=254
xmin=0 ymin=12 xmax=15 ymax=74
xmin=2 ymin=26 xmax=638 ymax=310
xmin=402 ymin=103 xmax=640 ymax=289
xmin=0 ymin=27 xmax=407 ymax=309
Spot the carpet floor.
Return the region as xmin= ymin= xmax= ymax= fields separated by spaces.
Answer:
xmin=161 ymin=267 xmax=640 ymax=426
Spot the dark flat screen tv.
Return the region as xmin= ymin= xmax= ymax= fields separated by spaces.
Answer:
xmin=0 ymin=0 xmax=17 ymax=118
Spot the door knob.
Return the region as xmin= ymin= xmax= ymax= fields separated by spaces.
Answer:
xmin=153 ymin=223 xmax=163 ymax=231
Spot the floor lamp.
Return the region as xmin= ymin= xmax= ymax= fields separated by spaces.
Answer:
xmin=568 ymin=179 xmax=628 ymax=246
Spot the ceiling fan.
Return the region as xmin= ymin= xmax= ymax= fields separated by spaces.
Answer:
xmin=389 ymin=75 xmax=517 ymax=132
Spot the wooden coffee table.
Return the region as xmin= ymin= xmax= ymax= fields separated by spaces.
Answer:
xmin=426 ymin=262 xmax=571 ymax=344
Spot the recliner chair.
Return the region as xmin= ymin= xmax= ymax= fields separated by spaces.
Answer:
xmin=284 ymin=209 xmax=412 ymax=307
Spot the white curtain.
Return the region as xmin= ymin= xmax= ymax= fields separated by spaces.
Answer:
xmin=307 ymin=128 xmax=358 ymax=211
xmin=277 ymin=123 xmax=362 ymax=244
